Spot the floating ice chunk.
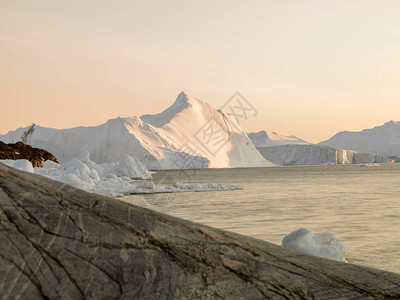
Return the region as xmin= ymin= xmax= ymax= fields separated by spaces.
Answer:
xmin=356 ymin=163 xmax=380 ymax=167
xmin=42 ymin=160 xmax=59 ymax=169
xmin=170 ymin=182 xmax=242 ymax=191
xmin=1 ymin=159 xmax=34 ymax=173
xmin=131 ymin=182 xmax=242 ymax=194
xmin=136 ymin=181 xmax=158 ymax=190
xmin=101 ymin=154 xmax=152 ymax=180
xmin=76 ymin=151 xmax=90 ymax=162
xmin=63 ymin=158 xmax=92 ymax=177
xmin=281 ymin=228 xmax=347 ymax=263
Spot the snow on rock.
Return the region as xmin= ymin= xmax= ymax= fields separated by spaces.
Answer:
xmin=0 ymin=159 xmax=34 ymax=173
xmin=257 ymin=144 xmax=389 ymax=166
xmin=0 ymin=92 xmax=272 ymax=169
xmin=247 ymin=130 xmax=309 ymax=147
xmin=281 ymin=228 xmax=347 ymax=263
xmin=319 ymin=120 xmax=400 ymax=158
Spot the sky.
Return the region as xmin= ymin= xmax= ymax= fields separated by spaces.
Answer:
xmin=1 ymin=0 xmax=399 ymax=143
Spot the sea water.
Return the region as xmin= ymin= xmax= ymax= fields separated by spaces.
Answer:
xmin=122 ymin=164 xmax=400 ymax=274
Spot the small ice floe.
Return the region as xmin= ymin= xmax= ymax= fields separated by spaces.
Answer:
xmin=356 ymin=163 xmax=380 ymax=167
xmin=281 ymin=228 xmax=347 ymax=263
xmin=131 ymin=181 xmax=242 ymax=194
xmin=0 ymin=159 xmax=34 ymax=173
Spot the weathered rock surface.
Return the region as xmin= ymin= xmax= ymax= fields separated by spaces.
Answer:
xmin=0 ymin=141 xmax=59 ymax=167
xmin=0 ymin=164 xmax=399 ymax=299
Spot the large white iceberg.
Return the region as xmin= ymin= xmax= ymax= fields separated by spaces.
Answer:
xmin=0 ymin=92 xmax=272 ymax=169
xmin=282 ymin=228 xmax=347 ymax=263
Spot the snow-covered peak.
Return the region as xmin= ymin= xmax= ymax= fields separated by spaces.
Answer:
xmin=247 ymin=130 xmax=309 ymax=147
xmin=141 ymin=91 xmax=203 ymax=128
xmin=319 ymin=120 xmax=400 ymax=157
xmin=176 ymin=90 xmax=190 ymax=104
xmin=169 ymin=91 xmax=192 ymax=111
xmin=105 ymin=116 xmax=141 ymax=127
xmin=382 ymin=120 xmax=399 ymax=127
xmin=141 ymin=92 xmax=270 ymax=168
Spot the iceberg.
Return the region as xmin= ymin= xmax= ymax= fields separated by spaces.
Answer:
xmin=132 ymin=181 xmax=242 ymax=194
xmin=282 ymin=228 xmax=347 ymax=263
xmin=0 ymin=92 xmax=272 ymax=169
xmin=257 ymin=144 xmax=389 ymax=166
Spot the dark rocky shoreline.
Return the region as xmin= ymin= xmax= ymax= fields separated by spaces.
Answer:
xmin=0 ymin=141 xmax=58 ymax=167
xmin=0 ymin=163 xmax=399 ymax=299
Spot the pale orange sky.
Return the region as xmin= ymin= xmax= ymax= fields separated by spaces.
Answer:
xmin=1 ymin=0 xmax=399 ymax=143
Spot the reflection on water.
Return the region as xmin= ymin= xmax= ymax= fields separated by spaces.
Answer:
xmin=122 ymin=164 xmax=400 ymax=274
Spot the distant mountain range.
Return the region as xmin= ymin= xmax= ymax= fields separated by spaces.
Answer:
xmin=257 ymin=144 xmax=389 ymax=166
xmin=319 ymin=121 xmax=400 ymax=159
xmin=0 ymin=92 xmax=271 ymax=169
xmin=249 ymin=121 xmax=400 ymax=163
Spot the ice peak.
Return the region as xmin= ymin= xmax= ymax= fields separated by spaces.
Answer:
xmin=140 ymin=91 xmax=210 ymax=128
xmin=141 ymin=92 xmax=195 ymax=128
xmin=255 ymin=130 xmax=268 ymax=138
xmin=173 ymin=91 xmax=206 ymax=107
xmin=250 ymin=130 xmax=267 ymax=136
xmin=177 ymin=90 xmax=189 ymax=98
xmin=383 ymin=120 xmax=398 ymax=126
xmin=106 ymin=116 xmax=141 ymax=126
xmin=173 ymin=91 xmax=191 ymax=107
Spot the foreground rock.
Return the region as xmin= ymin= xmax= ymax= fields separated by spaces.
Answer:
xmin=0 ymin=164 xmax=399 ymax=299
xmin=0 ymin=141 xmax=59 ymax=167
xmin=258 ymin=144 xmax=389 ymax=166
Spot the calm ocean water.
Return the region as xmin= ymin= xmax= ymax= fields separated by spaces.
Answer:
xmin=122 ymin=164 xmax=400 ymax=274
